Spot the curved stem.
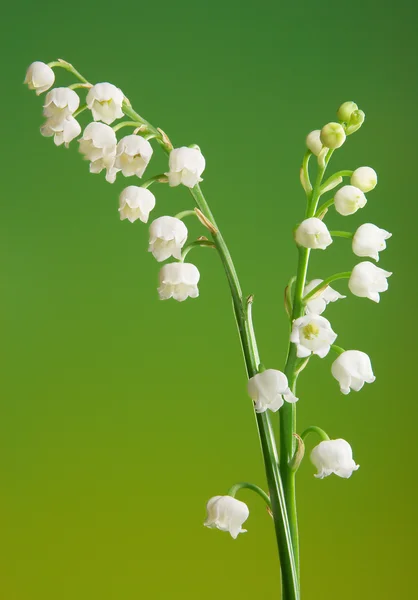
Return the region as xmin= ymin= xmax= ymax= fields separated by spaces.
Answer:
xmin=112 ymin=120 xmax=145 ymax=132
xmin=73 ymin=104 xmax=88 ymax=118
xmin=174 ymin=210 xmax=197 ymax=220
xmin=227 ymin=482 xmax=272 ymax=508
xmin=300 ymin=426 xmax=330 ymax=442
xmin=181 ymin=239 xmax=215 ymax=261
xmin=331 ymin=344 xmax=346 ymax=356
xmin=302 ymin=272 xmax=351 ymax=304
xmin=314 ymin=196 xmax=335 ymax=218
xmin=320 ymin=170 xmax=353 ymax=192
xmin=141 ymin=174 xmax=168 ymax=189
xmin=329 ymin=230 xmax=353 ymax=239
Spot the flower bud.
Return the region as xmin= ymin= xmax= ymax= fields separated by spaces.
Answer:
xmin=158 ymin=262 xmax=200 ymax=302
xmin=115 ymin=135 xmax=153 ymax=178
xmin=306 ymin=130 xmax=323 ymax=156
xmin=118 ymin=186 xmax=156 ymax=223
xmin=294 ymin=218 xmax=333 ymax=250
xmin=290 ymin=315 xmax=337 ymax=358
xmin=43 ymin=87 xmax=80 ymax=121
xmin=40 ymin=116 xmax=81 ymax=147
xmin=303 ymin=279 xmax=346 ymax=315
xmin=204 ymin=496 xmax=249 ymax=539
xmin=149 ymin=216 xmax=188 ymax=262
xmin=348 ymin=261 xmax=392 ymax=302
xmin=320 ymin=122 xmax=346 ymax=149
xmin=247 ymin=369 xmax=298 ymax=413
xmin=334 ymin=185 xmax=367 ymax=216
xmin=337 ymin=101 xmax=358 ymax=122
xmin=350 ymin=167 xmax=377 ymax=193
xmin=165 ymin=147 xmax=205 ymax=188
xmin=331 ymin=350 xmax=375 ymax=394
xmin=346 ymin=109 xmax=365 ymax=135
xmin=311 ymin=439 xmax=359 ymax=479
xmin=86 ymin=82 xmax=124 ymax=125
xmin=24 ymin=61 xmax=55 ymax=95
xmin=352 ymin=223 xmax=392 ymax=262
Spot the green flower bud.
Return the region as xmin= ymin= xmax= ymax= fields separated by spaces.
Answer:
xmin=346 ymin=110 xmax=365 ymax=135
xmin=320 ymin=122 xmax=346 ymax=149
xmin=337 ymin=101 xmax=358 ymax=122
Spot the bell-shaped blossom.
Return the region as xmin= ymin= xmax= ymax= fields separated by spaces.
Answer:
xmin=158 ymin=262 xmax=200 ymax=302
xmin=331 ymin=350 xmax=375 ymax=395
xmin=41 ymin=116 xmax=81 ymax=147
xmin=320 ymin=122 xmax=346 ymax=149
xmin=79 ymin=122 xmax=119 ymax=183
xmin=86 ymin=82 xmax=124 ymax=125
xmin=303 ymin=279 xmax=346 ymax=315
xmin=115 ymin=135 xmax=153 ymax=178
xmin=43 ymin=87 xmax=80 ymax=122
xmin=149 ymin=216 xmax=188 ymax=262
xmin=165 ymin=147 xmax=206 ymax=188
xmin=334 ymin=185 xmax=367 ymax=216
xmin=351 ymin=167 xmax=377 ymax=193
xmin=311 ymin=439 xmax=359 ymax=479
xmin=337 ymin=101 xmax=358 ymax=122
xmin=294 ymin=218 xmax=333 ymax=250
xmin=24 ymin=61 xmax=55 ymax=95
xmin=306 ymin=130 xmax=323 ymax=156
xmin=247 ymin=369 xmax=298 ymax=413
xmin=352 ymin=223 xmax=392 ymax=262
xmin=119 ymin=186 xmax=156 ymax=223
xmin=348 ymin=261 xmax=392 ymax=302
xmin=204 ymin=495 xmax=249 ymax=539
xmin=290 ymin=315 xmax=337 ymax=358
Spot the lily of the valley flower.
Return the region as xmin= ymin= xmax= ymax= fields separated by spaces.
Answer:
xmin=86 ymin=82 xmax=124 ymax=125
xmin=348 ymin=261 xmax=392 ymax=302
xmin=165 ymin=147 xmax=206 ymax=188
xmin=294 ymin=218 xmax=333 ymax=250
xmin=303 ymin=279 xmax=346 ymax=315
xmin=247 ymin=369 xmax=298 ymax=413
xmin=290 ymin=315 xmax=337 ymax=358
xmin=337 ymin=101 xmax=358 ymax=122
xmin=331 ymin=350 xmax=375 ymax=394
xmin=320 ymin=122 xmax=346 ymax=149
xmin=40 ymin=116 xmax=81 ymax=147
xmin=204 ymin=496 xmax=249 ymax=539
xmin=43 ymin=87 xmax=80 ymax=121
xmin=306 ymin=130 xmax=323 ymax=156
xmin=158 ymin=262 xmax=200 ymax=302
xmin=351 ymin=167 xmax=378 ymax=193
xmin=352 ymin=223 xmax=392 ymax=261
xmin=119 ymin=186 xmax=156 ymax=223
xmin=115 ymin=135 xmax=153 ymax=178
xmin=24 ymin=61 xmax=55 ymax=95
xmin=334 ymin=185 xmax=367 ymax=216
xmin=149 ymin=216 xmax=188 ymax=262
xmin=79 ymin=122 xmax=118 ymax=183
xmin=311 ymin=439 xmax=359 ymax=479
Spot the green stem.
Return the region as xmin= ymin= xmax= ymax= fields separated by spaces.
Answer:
xmin=227 ymin=482 xmax=272 ymax=508
xmin=300 ymin=426 xmax=330 ymax=442
xmin=329 ymin=230 xmax=353 ymax=239
xmin=314 ymin=197 xmax=334 ymax=218
xmin=174 ymin=210 xmax=197 ymax=220
xmin=302 ymin=272 xmax=351 ymax=304
xmin=181 ymin=240 xmax=215 ymax=261
xmin=320 ymin=170 xmax=353 ymax=192
xmin=112 ymin=120 xmax=145 ymax=132
xmin=141 ymin=174 xmax=168 ymax=189
xmin=47 ymin=60 xmax=89 ymax=84
xmin=331 ymin=344 xmax=346 ymax=356
xmin=73 ymin=104 xmax=88 ymax=118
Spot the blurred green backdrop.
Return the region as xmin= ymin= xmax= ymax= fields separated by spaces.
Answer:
xmin=1 ymin=1 xmax=417 ymax=598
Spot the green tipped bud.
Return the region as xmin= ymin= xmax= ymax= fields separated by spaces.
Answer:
xmin=337 ymin=101 xmax=358 ymax=122
xmin=346 ymin=110 xmax=365 ymax=135
xmin=320 ymin=122 xmax=346 ymax=149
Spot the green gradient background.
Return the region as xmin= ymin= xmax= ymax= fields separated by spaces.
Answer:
xmin=1 ymin=1 xmax=417 ymax=598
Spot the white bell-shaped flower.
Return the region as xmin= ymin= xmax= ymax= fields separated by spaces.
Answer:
xmin=352 ymin=223 xmax=392 ymax=262
xmin=303 ymin=279 xmax=346 ymax=315
xmin=165 ymin=147 xmax=206 ymax=188
xmin=320 ymin=122 xmax=346 ymax=149
xmin=334 ymin=185 xmax=367 ymax=216
xmin=331 ymin=350 xmax=375 ymax=394
xmin=43 ymin=88 xmax=80 ymax=121
xmin=351 ymin=167 xmax=378 ymax=192
xmin=311 ymin=439 xmax=359 ymax=479
xmin=86 ymin=82 xmax=124 ymax=125
xmin=158 ymin=262 xmax=200 ymax=302
xmin=290 ymin=315 xmax=337 ymax=358
xmin=204 ymin=495 xmax=249 ymax=539
xmin=119 ymin=186 xmax=156 ymax=223
xmin=294 ymin=218 xmax=333 ymax=250
xmin=40 ymin=116 xmax=81 ymax=147
xmin=24 ymin=61 xmax=55 ymax=95
xmin=306 ymin=130 xmax=323 ymax=156
xmin=247 ymin=369 xmax=298 ymax=413
xmin=348 ymin=261 xmax=392 ymax=302
xmin=149 ymin=216 xmax=188 ymax=262
xmin=115 ymin=135 xmax=153 ymax=178
xmin=79 ymin=122 xmax=118 ymax=183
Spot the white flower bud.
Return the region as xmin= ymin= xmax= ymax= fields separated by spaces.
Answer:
xmin=303 ymin=279 xmax=346 ymax=315
xmin=43 ymin=88 xmax=80 ymax=121
xmin=115 ymin=135 xmax=153 ymax=178
xmin=311 ymin=439 xmax=359 ymax=479
xmin=346 ymin=109 xmax=365 ymax=135
xmin=118 ymin=186 xmax=156 ymax=223
xmin=337 ymin=101 xmax=358 ymax=122
xmin=331 ymin=350 xmax=375 ymax=395
xmin=165 ymin=147 xmax=205 ymax=188
xmin=320 ymin=122 xmax=346 ymax=149
xmin=40 ymin=116 xmax=81 ymax=147
xmin=306 ymin=130 xmax=323 ymax=156
xmin=348 ymin=261 xmax=392 ymax=302
xmin=204 ymin=495 xmax=249 ymax=539
xmin=24 ymin=61 xmax=55 ymax=95
xmin=334 ymin=185 xmax=367 ymax=216
xmin=290 ymin=315 xmax=337 ymax=358
xmin=158 ymin=262 xmax=200 ymax=302
xmin=149 ymin=217 xmax=188 ymax=262
xmin=86 ymin=82 xmax=124 ymax=125
xmin=350 ymin=167 xmax=378 ymax=193
xmin=294 ymin=218 xmax=333 ymax=250
xmin=352 ymin=223 xmax=392 ymax=262
xmin=79 ymin=122 xmax=118 ymax=183
xmin=247 ymin=369 xmax=298 ymax=413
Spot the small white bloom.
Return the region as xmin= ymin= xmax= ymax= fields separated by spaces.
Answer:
xmin=306 ymin=130 xmax=323 ymax=156
xmin=86 ymin=82 xmax=124 ymax=125
xmin=79 ymin=122 xmax=118 ymax=183
xmin=320 ymin=122 xmax=346 ymax=149
xmin=351 ymin=167 xmax=378 ymax=193
xmin=348 ymin=261 xmax=392 ymax=303
xmin=165 ymin=147 xmax=206 ymax=188
xmin=331 ymin=350 xmax=375 ymax=395
xmin=149 ymin=216 xmax=188 ymax=262
xmin=24 ymin=61 xmax=55 ymax=95
xmin=352 ymin=223 xmax=392 ymax=261
xmin=290 ymin=315 xmax=337 ymax=358
xmin=119 ymin=186 xmax=156 ymax=223
xmin=204 ymin=495 xmax=249 ymax=539
xmin=337 ymin=101 xmax=358 ymax=122
xmin=43 ymin=87 xmax=80 ymax=121
xmin=40 ymin=116 xmax=81 ymax=147
xmin=115 ymin=135 xmax=153 ymax=178
xmin=303 ymin=279 xmax=346 ymax=315
xmin=311 ymin=439 xmax=359 ymax=479
xmin=334 ymin=185 xmax=367 ymax=216
xmin=247 ymin=369 xmax=298 ymax=413
xmin=158 ymin=262 xmax=200 ymax=302
xmin=294 ymin=218 xmax=333 ymax=250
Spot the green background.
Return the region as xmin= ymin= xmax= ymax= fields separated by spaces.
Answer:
xmin=1 ymin=1 xmax=416 ymax=598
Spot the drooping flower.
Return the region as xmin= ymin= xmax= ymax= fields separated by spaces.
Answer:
xmin=337 ymin=101 xmax=358 ymax=122
xmin=43 ymin=87 xmax=80 ymax=121
xmin=334 ymin=185 xmax=367 ymax=216
xmin=115 ymin=135 xmax=153 ymax=178
xmin=40 ymin=116 xmax=81 ymax=147
xmin=158 ymin=262 xmax=200 ymax=302
xmin=86 ymin=82 xmax=124 ymax=125
xmin=352 ymin=223 xmax=392 ymax=261
xmin=247 ymin=369 xmax=298 ymax=413
xmin=294 ymin=218 xmax=333 ymax=250
xmin=310 ymin=439 xmax=359 ymax=479
xmin=306 ymin=130 xmax=323 ymax=156
xmin=348 ymin=261 xmax=392 ymax=302
xmin=79 ymin=122 xmax=118 ymax=183
xmin=24 ymin=61 xmax=55 ymax=95
xmin=290 ymin=315 xmax=337 ymax=358
xmin=165 ymin=147 xmax=206 ymax=188
xmin=204 ymin=496 xmax=249 ymax=539
xmin=331 ymin=350 xmax=375 ymax=394
xmin=350 ymin=167 xmax=378 ymax=193
xmin=303 ymin=279 xmax=346 ymax=315
xmin=148 ymin=216 xmax=188 ymax=262
xmin=320 ymin=122 xmax=346 ymax=149
xmin=118 ymin=186 xmax=156 ymax=223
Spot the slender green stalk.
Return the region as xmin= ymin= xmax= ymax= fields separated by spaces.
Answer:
xmin=227 ymin=482 xmax=272 ymax=508
xmin=174 ymin=210 xmax=197 ymax=220
xmin=320 ymin=170 xmax=353 ymax=192
xmin=181 ymin=239 xmax=215 ymax=261
xmin=302 ymin=271 xmax=351 ymax=304
xmin=112 ymin=120 xmax=145 ymax=132
xmin=141 ymin=174 xmax=168 ymax=189
xmin=331 ymin=344 xmax=346 ymax=356
xmin=300 ymin=426 xmax=330 ymax=442
xmin=329 ymin=230 xmax=353 ymax=239
xmin=314 ymin=196 xmax=335 ymax=218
